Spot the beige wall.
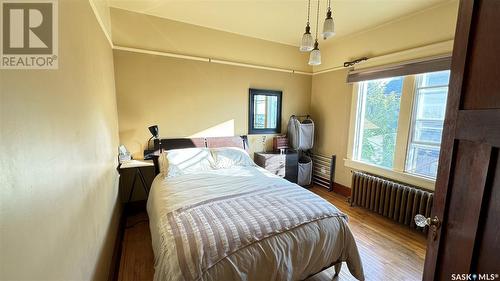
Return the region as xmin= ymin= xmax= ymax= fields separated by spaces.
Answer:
xmin=110 ymin=8 xmax=312 ymax=72
xmin=315 ymin=0 xmax=459 ymax=71
xmin=0 ymin=1 xmax=120 ymax=280
xmin=113 ymin=49 xmax=311 ymax=158
xmin=310 ymin=69 xmax=353 ymax=188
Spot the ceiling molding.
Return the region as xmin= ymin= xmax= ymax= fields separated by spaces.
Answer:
xmin=88 ymin=0 xmax=114 ymax=48
xmin=113 ymin=39 xmax=453 ymax=77
xmin=113 ymin=45 xmax=313 ymax=76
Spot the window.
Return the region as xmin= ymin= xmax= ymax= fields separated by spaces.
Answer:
xmin=353 ymin=77 xmax=404 ymax=168
xmin=348 ymin=69 xmax=451 ymax=187
xmin=405 ymin=71 xmax=450 ymax=178
xmin=248 ymin=89 xmax=282 ymax=134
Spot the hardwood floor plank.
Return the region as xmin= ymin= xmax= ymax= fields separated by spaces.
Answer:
xmin=117 ymin=186 xmax=426 ymax=281
xmin=117 ymin=212 xmax=154 ymax=281
xmin=307 ymin=186 xmax=426 ymax=281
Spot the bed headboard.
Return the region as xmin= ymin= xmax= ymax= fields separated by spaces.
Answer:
xmin=151 ymin=136 xmax=249 ymax=175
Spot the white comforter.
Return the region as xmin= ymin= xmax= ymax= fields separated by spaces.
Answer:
xmin=147 ymin=166 xmax=364 ymax=281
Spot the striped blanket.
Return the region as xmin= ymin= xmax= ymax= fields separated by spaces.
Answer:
xmin=166 ymin=183 xmax=347 ymax=281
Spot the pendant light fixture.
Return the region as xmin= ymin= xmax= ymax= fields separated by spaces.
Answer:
xmin=299 ymin=0 xmax=314 ymax=52
xmin=322 ymin=0 xmax=335 ymax=39
xmin=308 ymin=0 xmax=321 ymax=65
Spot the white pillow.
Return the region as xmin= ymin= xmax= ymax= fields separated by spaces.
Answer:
xmin=210 ymin=147 xmax=255 ymax=169
xmin=159 ymin=148 xmax=215 ymax=177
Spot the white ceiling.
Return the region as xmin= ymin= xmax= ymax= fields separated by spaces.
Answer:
xmin=109 ymin=0 xmax=450 ymax=47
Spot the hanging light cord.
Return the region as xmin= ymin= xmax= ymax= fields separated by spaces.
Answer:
xmin=315 ymin=0 xmax=320 ymax=39
xmin=307 ymin=0 xmax=311 ymax=24
xmin=328 ymin=0 xmax=331 ymax=11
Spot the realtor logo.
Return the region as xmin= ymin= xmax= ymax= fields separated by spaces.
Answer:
xmin=1 ymin=0 xmax=58 ymax=69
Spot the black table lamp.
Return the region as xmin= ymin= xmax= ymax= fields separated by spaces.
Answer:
xmin=145 ymin=125 xmax=159 ymax=160
xmin=148 ymin=125 xmax=159 ymax=139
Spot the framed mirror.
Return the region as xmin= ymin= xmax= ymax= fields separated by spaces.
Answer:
xmin=248 ymin=88 xmax=282 ymax=134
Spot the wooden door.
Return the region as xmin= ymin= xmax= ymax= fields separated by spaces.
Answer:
xmin=422 ymin=0 xmax=500 ymax=280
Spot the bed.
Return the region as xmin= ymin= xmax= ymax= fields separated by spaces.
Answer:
xmin=147 ymin=136 xmax=364 ymax=281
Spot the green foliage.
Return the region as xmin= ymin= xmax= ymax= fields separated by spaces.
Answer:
xmin=360 ymin=80 xmax=402 ymax=168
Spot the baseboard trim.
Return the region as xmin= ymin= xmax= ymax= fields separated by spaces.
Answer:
xmin=333 ymin=183 xmax=351 ymax=198
xmin=108 ymin=204 xmax=125 ymax=281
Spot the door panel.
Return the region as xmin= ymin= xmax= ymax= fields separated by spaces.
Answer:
xmin=423 ymin=0 xmax=500 ymax=279
xmin=436 ymin=141 xmax=491 ymax=280
xmin=473 ymin=148 xmax=500 ymax=273
xmin=462 ymin=0 xmax=500 ymax=110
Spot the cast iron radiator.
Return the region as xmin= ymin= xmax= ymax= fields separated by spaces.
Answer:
xmin=350 ymin=171 xmax=433 ymax=232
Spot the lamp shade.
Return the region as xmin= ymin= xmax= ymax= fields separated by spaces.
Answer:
xmin=299 ymin=24 xmax=314 ymax=52
xmin=308 ymin=41 xmax=321 ymax=66
xmin=148 ymin=125 xmax=159 ymax=138
xmin=322 ymin=9 xmax=335 ymax=39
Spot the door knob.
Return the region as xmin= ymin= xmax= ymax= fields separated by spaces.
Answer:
xmin=415 ymin=214 xmax=441 ymax=240
xmin=415 ymin=214 xmax=441 ymax=228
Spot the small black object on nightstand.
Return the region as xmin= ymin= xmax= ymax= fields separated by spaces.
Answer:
xmin=254 ymin=149 xmax=298 ymax=183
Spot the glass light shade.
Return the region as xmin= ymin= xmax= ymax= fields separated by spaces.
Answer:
xmin=299 ymin=24 xmax=314 ymax=52
xmin=322 ymin=18 xmax=335 ymax=39
xmin=308 ymin=49 xmax=321 ymax=65
xmin=308 ymin=41 xmax=321 ymax=65
xmin=322 ymin=9 xmax=335 ymax=39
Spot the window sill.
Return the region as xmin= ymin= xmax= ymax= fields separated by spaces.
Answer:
xmin=344 ymin=159 xmax=435 ymax=191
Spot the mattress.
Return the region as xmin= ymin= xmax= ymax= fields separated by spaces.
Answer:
xmin=147 ymin=165 xmax=364 ymax=281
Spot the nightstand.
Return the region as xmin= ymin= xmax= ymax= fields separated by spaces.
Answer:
xmin=118 ymin=160 xmax=155 ymax=202
xmin=254 ymin=150 xmax=298 ymax=183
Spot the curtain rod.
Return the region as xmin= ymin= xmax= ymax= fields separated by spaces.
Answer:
xmin=346 ymin=54 xmax=452 ymax=83
xmin=312 ymin=39 xmax=454 ymax=76
xmin=348 ymin=53 xmax=452 ymax=75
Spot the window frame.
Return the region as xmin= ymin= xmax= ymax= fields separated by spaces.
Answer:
xmin=404 ymin=71 xmax=450 ymax=179
xmin=248 ymin=88 xmax=282 ymax=135
xmin=346 ymin=73 xmax=447 ymax=190
xmin=351 ymin=76 xmax=405 ymax=170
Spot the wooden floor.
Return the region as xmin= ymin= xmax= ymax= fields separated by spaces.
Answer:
xmin=117 ymin=211 xmax=154 ymax=281
xmin=117 ymin=186 xmax=427 ymax=281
